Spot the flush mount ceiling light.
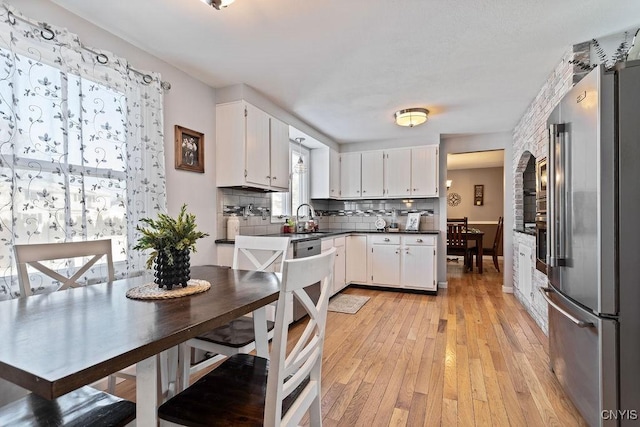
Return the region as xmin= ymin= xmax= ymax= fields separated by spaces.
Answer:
xmin=394 ymin=108 xmax=429 ymax=127
xmin=201 ymin=0 xmax=235 ymax=10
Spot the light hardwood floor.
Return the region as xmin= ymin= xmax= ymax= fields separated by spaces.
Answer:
xmin=114 ymin=256 xmax=586 ymax=426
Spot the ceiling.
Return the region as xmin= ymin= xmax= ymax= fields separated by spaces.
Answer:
xmin=448 ymin=150 xmax=504 ymax=170
xmin=50 ymin=0 xmax=640 ymax=146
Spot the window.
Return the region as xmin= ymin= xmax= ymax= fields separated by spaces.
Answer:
xmin=0 ymin=12 xmax=166 ymax=299
xmin=271 ymin=142 xmax=309 ymax=222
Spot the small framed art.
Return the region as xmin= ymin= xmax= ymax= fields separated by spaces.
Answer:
xmin=175 ymin=125 xmax=204 ymax=173
xmin=406 ymin=213 xmax=421 ymax=231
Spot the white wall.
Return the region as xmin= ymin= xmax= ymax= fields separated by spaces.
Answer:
xmin=439 ymin=132 xmax=514 ymax=291
xmin=13 ymin=0 xmax=219 ymax=265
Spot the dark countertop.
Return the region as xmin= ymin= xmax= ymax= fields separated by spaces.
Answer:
xmin=215 ymin=228 xmax=440 ymax=244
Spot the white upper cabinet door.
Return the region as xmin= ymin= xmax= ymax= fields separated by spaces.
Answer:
xmin=361 ymin=151 xmax=384 ymax=198
xmin=340 ymin=152 xmax=362 ymax=198
xmin=411 ymin=146 xmax=438 ymax=197
xmin=245 ymin=103 xmax=271 ymax=187
xmin=269 ymin=116 xmax=290 ymax=191
xmin=329 ymin=149 xmax=340 ymax=198
xmin=385 ymin=149 xmax=412 ymax=197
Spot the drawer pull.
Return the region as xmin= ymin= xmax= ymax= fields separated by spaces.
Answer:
xmin=384 ymin=238 xmax=390 ymax=242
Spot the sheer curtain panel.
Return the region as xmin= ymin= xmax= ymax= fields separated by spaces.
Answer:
xmin=0 ymin=3 xmax=167 ymax=299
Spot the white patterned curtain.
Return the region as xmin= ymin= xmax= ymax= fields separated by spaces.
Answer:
xmin=0 ymin=4 xmax=167 ymax=299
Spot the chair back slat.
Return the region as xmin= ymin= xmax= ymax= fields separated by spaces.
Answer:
xmin=264 ymin=247 xmax=336 ymax=427
xmin=447 ymin=217 xmax=468 ymax=249
xmin=14 ymin=240 xmax=114 ymax=297
xmin=232 ymin=235 xmax=290 ymax=272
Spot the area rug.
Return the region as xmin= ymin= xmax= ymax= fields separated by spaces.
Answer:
xmin=328 ymin=294 xmax=370 ymax=314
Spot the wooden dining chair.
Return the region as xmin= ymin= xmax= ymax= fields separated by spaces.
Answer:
xmin=446 ymin=217 xmax=474 ymax=271
xmin=180 ymin=235 xmax=290 ymax=389
xmin=158 ymin=247 xmax=336 ymax=427
xmin=3 ymin=240 xmax=135 ymax=426
xmin=482 ymin=216 xmax=504 ymax=272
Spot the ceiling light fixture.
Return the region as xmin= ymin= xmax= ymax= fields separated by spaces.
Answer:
xmin=293 ymin=137 xmax=307 ymax=174
xmin=394 ymin=108 xmax=429 ymax=127
xmin=201 ymin=0 xmax=236 ymax=10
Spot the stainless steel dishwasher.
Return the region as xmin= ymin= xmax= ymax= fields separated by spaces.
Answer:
xmin=292 ymin=238 xmax=321 ymax=322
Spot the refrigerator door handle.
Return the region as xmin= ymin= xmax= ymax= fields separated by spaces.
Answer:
xmin=540 ymin=287 xmax=593 ymax=328
xmin=548 ymin=123 xmax=569 ymax=267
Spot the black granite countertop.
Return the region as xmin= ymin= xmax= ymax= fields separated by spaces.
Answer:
xmin=215 ymin=228 xmax=440 ymax=244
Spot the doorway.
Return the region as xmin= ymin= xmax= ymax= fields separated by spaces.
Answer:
xmin=445 ymin=150 xmax=505 ymax=277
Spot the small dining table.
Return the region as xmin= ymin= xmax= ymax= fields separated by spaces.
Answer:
xmin=0 ymin=265 xmax=280 ymax=426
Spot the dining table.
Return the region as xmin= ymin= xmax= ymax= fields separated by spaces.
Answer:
xmin=0 ymin=265 xmax=280 ymax=426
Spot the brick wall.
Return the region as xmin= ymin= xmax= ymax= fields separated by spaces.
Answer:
xmin=511 ymin=42 xmax=589 ymax=334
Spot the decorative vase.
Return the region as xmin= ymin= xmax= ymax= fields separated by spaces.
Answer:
xmin=154 ymin=248 xmax=191 ymax=290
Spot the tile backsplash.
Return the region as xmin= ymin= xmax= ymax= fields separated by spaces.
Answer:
xmin=217 ymin=188 xmax=440 ymax=238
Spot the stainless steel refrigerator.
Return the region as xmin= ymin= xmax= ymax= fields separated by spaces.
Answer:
xmin=543 ymin=62 xmax=640 ymax=426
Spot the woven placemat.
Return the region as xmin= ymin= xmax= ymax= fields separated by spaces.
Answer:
xmin=126 ymin=279 xmax=211 ymax=300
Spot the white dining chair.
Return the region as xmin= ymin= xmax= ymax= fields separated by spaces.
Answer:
xmin=158 ymin=247 xmax=336 ymax=426
xmin=13 ymin=239 xmax=170 ymax=399
xmin=179 ymin=235 xmax=290 ymax=389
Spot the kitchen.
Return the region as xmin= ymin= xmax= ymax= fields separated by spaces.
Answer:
xmin=1 ymin=0 xmax=640 ymax=425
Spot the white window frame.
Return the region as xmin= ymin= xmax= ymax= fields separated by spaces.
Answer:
xmin=271 ymin=142 xmax=310 ymax=223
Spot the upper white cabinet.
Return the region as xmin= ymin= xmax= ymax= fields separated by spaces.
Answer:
xmin=411 ymin=146 xmax=438 ymax=197
xmin=310 ymin=148 xmax=340 ymax=199
xmin=340 ymin=152 xmax=362 ymax=198
xmin=361 ymin=151 xmax=384 ymax=198
xmin=385 ymin=146 xmax=438 ymax=198
xmin=385 ymin=148 xmax=412 ymax=197
xmin=216 ymin=100 xmax=289 ymax=191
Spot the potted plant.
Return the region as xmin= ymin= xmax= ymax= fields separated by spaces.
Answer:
xmin=134 ymin=204 xmax=209 ymax=290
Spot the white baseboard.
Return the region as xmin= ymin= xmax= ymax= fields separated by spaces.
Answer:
xmin=502 ymin=286 xmax=514 ymax=293
xmin=438 ymin=281 xmax=448 ymax=289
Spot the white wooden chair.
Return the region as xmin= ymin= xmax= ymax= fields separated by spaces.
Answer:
xmin=3 ymin=240 xmax=136 ymax=426
xmin=180 ymin=235 xmax=290 ymax=389
xmin=158 ymin=247 xmax=336 ymax=427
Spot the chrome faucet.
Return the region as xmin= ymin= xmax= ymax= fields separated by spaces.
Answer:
xmin=296 ymin=203 xmax=316 ymax=232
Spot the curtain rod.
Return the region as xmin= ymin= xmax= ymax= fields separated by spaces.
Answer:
xmin=6 ymin=9 xmax=172 ymax=90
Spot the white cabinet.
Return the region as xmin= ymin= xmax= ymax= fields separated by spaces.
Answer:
xmin=269 ymin=117 xmax=290 ymax=191
xmin=385 ymin=148 xmax=412 ymax=197
xmin=333 ymin=237 xmax=346 ymax=294
xmin=368 ymin=235 xmax=401 ymax=286
xmin=346 ymin=235 xmax=367 ymax=283
xmin=367 ymin=234 xmax=437 ymax=291
xmin=361 ymin=151 xmax=384 ymax=197
xmin=340 ymin=152 xmax=362 ymax=198
xmin=411 ymin=146 xmax=438 ymax=197
xmin=321 ymin=236 xmax=346 ymax=295
xmin=384 ymin=146 xmax=438 ymax=198
xmin=401 ymin=235 xmax=437 ymax=291
xmin=310 ymin=148 xmax=340 ymax=199
xmin=216 ymin=100 xmax=289 ymax=191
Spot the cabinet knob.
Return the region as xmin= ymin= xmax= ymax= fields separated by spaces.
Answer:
xmin=362 ymin=190 xmax=366 ymax=193
xmin=417 ymin=239 xmax=423 ymax=243
xmin=272 ymin=176 xmax=277 ymax=180
xmin=357 ymin=190 xmax=360 ymax=193
xmin=413 ymin=188 xmax=417 ymax=191
xmin=266 ymin=175 xmax=271 ymax=179
xmin=395 ymin=250 xmax=399 ymax=254
xmin=406 ymin=188 xmax=410 ymax=192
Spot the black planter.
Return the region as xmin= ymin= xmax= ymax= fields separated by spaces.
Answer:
xmin=154 ymin=248 xmax=191 ymax=290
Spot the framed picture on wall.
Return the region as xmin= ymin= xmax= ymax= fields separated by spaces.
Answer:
xmin=175 ymin=125 xmax=204 ymax=173
xmin=474 ymin=184 xmax=484 ymax=206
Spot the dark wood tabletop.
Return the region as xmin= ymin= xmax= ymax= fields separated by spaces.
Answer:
xmin=0 ymin=265 xmax=280 ymax=401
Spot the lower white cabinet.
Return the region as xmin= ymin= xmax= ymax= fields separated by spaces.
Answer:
xmin=367 ymin=234 xmax=437 ymax=291
xmin=401 ymin=235 xmax=437 ymax=291
xmin=322 ymin=236 xmax=347 ymax=295
xmin=346 ymin=235 xmax=368 ymax=283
